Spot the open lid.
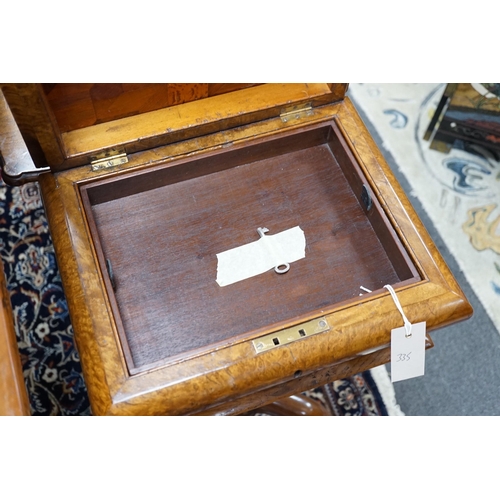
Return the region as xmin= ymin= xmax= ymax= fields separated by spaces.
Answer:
xmin=0 ymin=83 xmax=347 ymax=178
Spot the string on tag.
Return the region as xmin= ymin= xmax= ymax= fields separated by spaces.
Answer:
xmin=384 ymin=284 xmax=413 ymax=338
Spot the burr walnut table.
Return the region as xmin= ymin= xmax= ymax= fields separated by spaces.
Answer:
xmin=0 ymin=84 xmax=473 ymax=415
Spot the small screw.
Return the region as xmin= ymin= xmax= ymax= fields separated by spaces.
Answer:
xmin=256 ymin=342 xmax=264 ymax=350
xmin=318 ymin=319 xmax=327 ymax=329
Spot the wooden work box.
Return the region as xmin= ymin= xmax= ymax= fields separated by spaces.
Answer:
xmin=0 ymin=84 xmax=473 ymax=415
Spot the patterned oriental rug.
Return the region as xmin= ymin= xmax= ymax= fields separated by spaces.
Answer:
xmin=0 ymin=178 xmax=402 ymax=416
xmin=349 ymin=84 xmax=500 ymax=337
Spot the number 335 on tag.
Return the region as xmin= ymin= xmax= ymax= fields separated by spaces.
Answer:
xmin=391 ymin=321 xmax=426 ymax=383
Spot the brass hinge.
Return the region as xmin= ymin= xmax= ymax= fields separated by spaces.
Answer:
xmin=90 ymin=149 xmax=128 ymax=171
xmin=280 ymin=102 xmax=314 ymax=123
xmin=252 ymin=316 xmax=330 ymax=353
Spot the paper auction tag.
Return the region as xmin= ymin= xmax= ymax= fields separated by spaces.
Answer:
xmin=391 ymin=321 xmax=426 ymax=382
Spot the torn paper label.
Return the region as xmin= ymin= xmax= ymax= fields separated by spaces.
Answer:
xmin=216 ymin=226 xmax=306 ymax=287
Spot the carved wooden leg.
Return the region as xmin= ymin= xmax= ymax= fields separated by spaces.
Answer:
xmin=249 ymin=393 xmax=331 ymax=416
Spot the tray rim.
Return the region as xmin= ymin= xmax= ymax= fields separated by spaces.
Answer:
xmin=78 ymin=118 xmax=422 ymax=374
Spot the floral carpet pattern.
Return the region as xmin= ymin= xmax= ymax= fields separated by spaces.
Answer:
xmin=349 ymin=84 xmax=500 ymax=335
xmin=0 ymin=180 xmax=91 ymax=415
xmin=321 ymin=370 xmax=390 ymax=416
xmin=0 ymin=177 xmax=397 ymax=416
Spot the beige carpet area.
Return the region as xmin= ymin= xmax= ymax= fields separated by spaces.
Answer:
xmin=350 ymin=83 xmax=500 ymax=334
xmin=349 ymin=83 xmax=500 ymax=415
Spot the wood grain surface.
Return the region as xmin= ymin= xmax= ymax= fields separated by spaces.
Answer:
xmin=0 ymin=247 xmax=30 ymax=416
xmin=43 ymin=84 xmax=263 ymax=132
xmin=2 ymin=84 xmax=348 ymax=173
xmin=20 ymin=88 xmax=472 ymax=415
xmin=0 ymin=93 xmax=34 ymax=415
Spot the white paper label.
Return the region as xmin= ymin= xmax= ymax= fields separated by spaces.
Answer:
xmin=390 ymin=321 xmax=426 ymax=382
xmin=216 ymin=226 xmax=306 ymax=287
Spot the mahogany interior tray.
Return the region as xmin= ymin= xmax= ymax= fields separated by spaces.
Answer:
xmin=80 ymin=120 xmax=421 ymax=374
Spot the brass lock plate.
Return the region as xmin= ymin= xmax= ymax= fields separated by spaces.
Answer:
xmin=252 ymin=317 xmax=330 ymax=353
